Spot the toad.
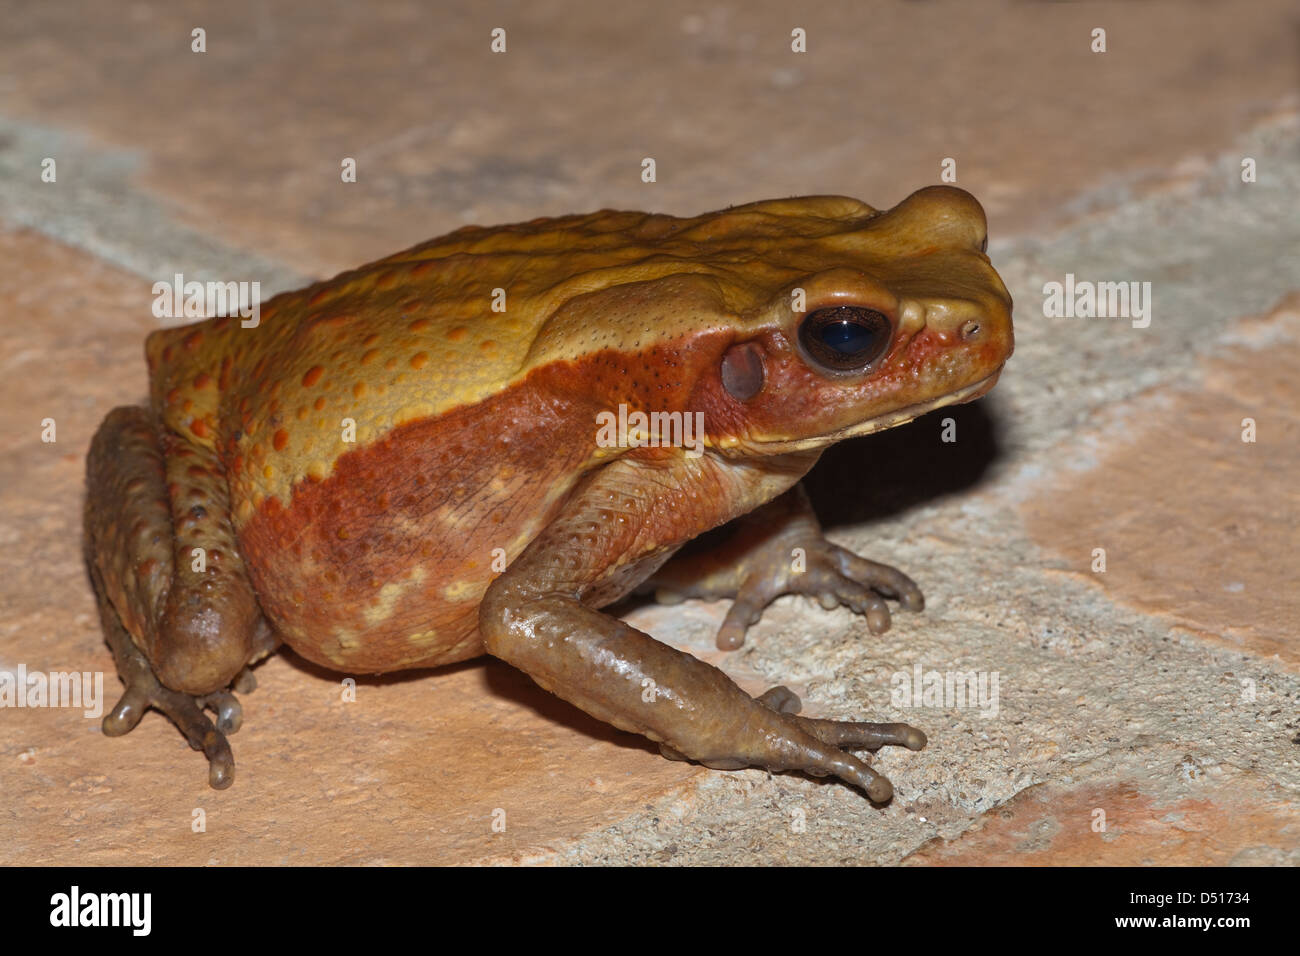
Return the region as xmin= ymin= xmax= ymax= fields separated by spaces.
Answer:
xmin=85 ymin=185 xmax=1013 ymax=801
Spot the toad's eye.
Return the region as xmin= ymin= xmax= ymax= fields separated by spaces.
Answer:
xmin=798 ymin=306 xmax=892 ymax=373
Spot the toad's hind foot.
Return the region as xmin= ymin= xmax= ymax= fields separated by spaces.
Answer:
xmin=98 ymin=600 xmax=240 ymax=789
xmin=85 ymin=404 xmax=276 ymax=788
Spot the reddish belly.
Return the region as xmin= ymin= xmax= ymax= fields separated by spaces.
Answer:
xmin=235 ymin=391 xmax=597 ymax=673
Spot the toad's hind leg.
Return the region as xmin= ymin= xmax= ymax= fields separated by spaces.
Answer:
xmin=84 ymin=406 xmax=274 ymax=788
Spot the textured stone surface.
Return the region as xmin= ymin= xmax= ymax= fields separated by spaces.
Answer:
xmin=1 ymin=0 xmax=1296 ymax=866
xmin=1021 ymin=297 xmax=1300 ymax=667
xmin=907 ymin=762 xmax=1300 ymax=866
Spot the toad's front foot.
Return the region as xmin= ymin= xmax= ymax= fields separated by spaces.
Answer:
xmin=649 ymin=486 xmax=924 ymax=649
xmin=660 ymin=684 xmax=926 ymax=802
xmin=99 ymin=605 xmax=243 ymax=790
xmin=482 ymin=456 xmax=933 ymax=803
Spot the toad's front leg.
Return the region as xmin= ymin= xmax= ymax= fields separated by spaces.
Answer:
xmin=479 ymin=454 xmax=924 ymax=802
xmin=646 ymin=484 xmax=924 ymax=650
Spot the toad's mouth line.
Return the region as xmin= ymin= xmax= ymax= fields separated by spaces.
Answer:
xmin=741 ymin=368 xmax=1004 ymax=454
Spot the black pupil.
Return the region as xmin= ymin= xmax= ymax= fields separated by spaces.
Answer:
xmin=799 ymin=306 xmax=891 ymax=372
xmin=821 ymin=319 xmax=876 ymax=356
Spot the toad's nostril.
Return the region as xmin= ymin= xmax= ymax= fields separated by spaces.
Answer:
xmin=959 ymin=319 xmax=982 ymax=341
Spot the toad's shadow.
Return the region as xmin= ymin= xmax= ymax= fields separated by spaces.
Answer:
xmin=615 ymin=398 xmax=1005 ymax=590
xmin=279 ymin=399 xmax=1004 ymax=754
xmin=281 ymin=652 xmax=648 ymax=753
xmin=803 ymin=398 xmax=1002 ymax=527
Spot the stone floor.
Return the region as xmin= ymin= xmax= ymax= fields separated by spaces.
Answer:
xmin=1 ymin=0 xmax=1296 ymax=865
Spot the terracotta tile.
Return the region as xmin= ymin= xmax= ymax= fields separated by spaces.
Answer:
xmin=906 ymin=769 xmax=1300 ymax=866
xmin=1021 ymin=296 xmax=1300 ymax=667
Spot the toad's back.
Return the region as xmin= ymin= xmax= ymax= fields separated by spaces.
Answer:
xmin=141 ymin=198 xmax=905 ymax=670
xmin=137 ymin=191 xmax=1001 ymax=672
xmin=145 ymin=197 xmax=888 ymax=509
